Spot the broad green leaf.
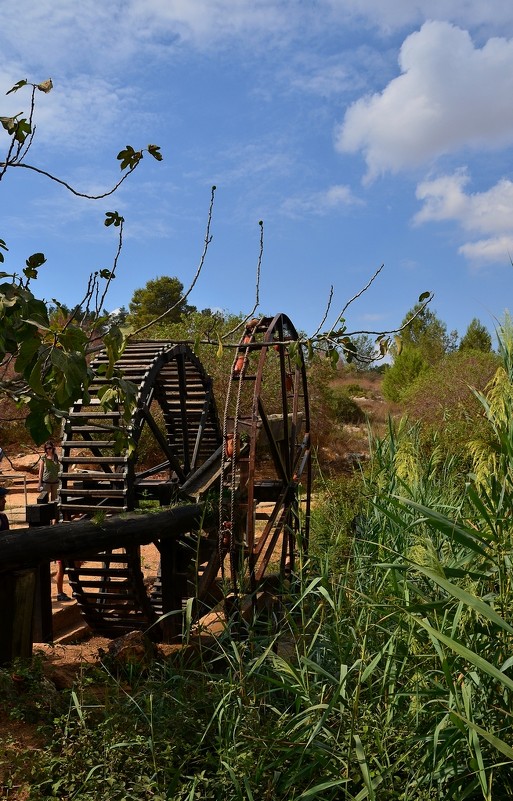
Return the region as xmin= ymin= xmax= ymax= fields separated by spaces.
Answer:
xmin=104 ymin=210 xmax=124 ymax=227
xmin=116 ymin=145 xmax=142 ymax=170
xmin=412 ymin=563 xmax=513 ymax=634
xmin=452 ymin=712 xmax=513 ymax=761
xmin=14 ymin=118 xmax=31 ymax=143
xmin=26 ymin=252 xmax=46 ymax=269
xmin=147 ymin=143 xmax=163 ymax=161
xmin=25 ymin=399 xmax=53 ymax=444
xmin=413 ymin=616 xmax=513 ymax=693
xmin=28 ymin=353 xmax=49 ymax=397
xmin=15 ymin=335 xmax=41 ymax=374
xmin=6 ymin=79 xmax=27 ymax=94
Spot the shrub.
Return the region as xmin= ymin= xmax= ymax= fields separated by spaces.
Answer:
xmin=330 ymin=388 xmax=366 ymax=424
xmin=381 ymin=347 xmax=428 ymax=402
xmin=404 ymin=349 xmax=499 ymax=461
xmin=343 ymin=382 xmax=368 ymax=398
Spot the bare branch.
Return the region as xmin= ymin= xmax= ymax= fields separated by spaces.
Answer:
xmin=222 ymin=220 xmax=263 ymax=341
xmin=93 ymin=218 xmax=124 ymax=324
xmin=326 ymin=292 xmax=434 ymax=342
xmin=7 ymin=161 xmax=139 ymax=199
xmin=311 ymin=285 xmax=334 ymax=339
xmin=128 ymin=186 xmax=217 ymax=339
xmin=339 ymin=263 xmax=384 ymax=320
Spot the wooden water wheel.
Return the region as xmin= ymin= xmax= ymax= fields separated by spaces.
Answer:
xmin=219 ymin=313 xmax=311 ymax=600
xmin=58 ymin=319 xmax=311 ymax=640
xmin=59 ymin=341 xmax=223 ymax=638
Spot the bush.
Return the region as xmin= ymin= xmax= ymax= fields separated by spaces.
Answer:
xmin=330 ymin=388 xmax=366 ymax=424
xmin=309 ymin=472 xmax=365 ymax=572
xmin=404 ymin=349 xmax=499 ymax=460
xmin=381 ymin=347 xmax=428 ymax=402
xmin=343 ymin=382 xmax=368 ymax=398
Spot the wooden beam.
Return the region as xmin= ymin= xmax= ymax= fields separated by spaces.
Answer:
xmin=0 ymin=505 xmax=211 ymax=573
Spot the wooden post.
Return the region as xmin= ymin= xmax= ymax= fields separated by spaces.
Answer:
xmin=27 ymin=502 xmax=58 ymax=645
xmin=0 ymin=569 xmax=37 ymax=665
xmin=159 ymin=539 xmax=188 ymax=642
xmin=32 ymin=563 xmax=53 ymax=644
xmin=0 ymin=504 xmax=212 ymax=662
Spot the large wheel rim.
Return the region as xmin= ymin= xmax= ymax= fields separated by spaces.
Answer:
xmin=220 ymin=314 xmax=311 ymax=595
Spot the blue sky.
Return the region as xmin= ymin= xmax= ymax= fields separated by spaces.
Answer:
xmin=2 ymin=1 xmax=513 ymax=343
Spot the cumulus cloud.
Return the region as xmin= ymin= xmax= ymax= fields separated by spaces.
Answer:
xmin=414 ymin=170 xmax=513 ymax=264
xmin=336 ymin=21 xmax=513 ymax=181
xmin=281 ymin=184 xmax=363 ymax=217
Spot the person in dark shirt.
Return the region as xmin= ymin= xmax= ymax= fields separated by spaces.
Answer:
xmin=0 ymin=487 xmax=9 ymax=531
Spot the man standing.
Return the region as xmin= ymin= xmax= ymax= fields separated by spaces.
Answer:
xmin=0 ymin=487 xmax=9 ymax=531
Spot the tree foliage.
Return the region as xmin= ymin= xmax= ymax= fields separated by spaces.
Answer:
xmin=127 ymin=276 xmax=196 ymax=331
xmin=399 ymin=303 xmax=457 ymax=364
xmin=382 ymin=304 xmax=459 ymax=403
xmin=459 ymin=317 xmax=492 ymax=352
xmin=382 ymin=348 xmax=428 ymax=403
xmin=404 ymin=348 xmax=499 ymax=460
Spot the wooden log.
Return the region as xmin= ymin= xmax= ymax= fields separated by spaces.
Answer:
xmin=0 ymin=504 xmax=211 ymax=573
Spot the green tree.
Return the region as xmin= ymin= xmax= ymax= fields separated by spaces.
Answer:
xmin=382 ymin=348 xmax=428 ymax=403
xmin=404 ymin=348 xmax=499 ymax=460
xmin=400 ymin=303 xmax=456 ymax=364
xmin=382 ymin=304 xmax=456 ymax=402
xmin=459 ymin=317 xmax=492 ymax=352
xmin=127 ymin=276 xmax=196 ymax=331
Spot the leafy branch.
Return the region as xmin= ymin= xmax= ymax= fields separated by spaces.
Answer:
xmin=0 ymin=79 xmax=162 ymax=442
xmin=0 ymin=79 xmax=162 ymax=196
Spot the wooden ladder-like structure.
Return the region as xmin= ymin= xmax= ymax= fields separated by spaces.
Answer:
xmin=57 ymin=319 xmax=311 ymax=641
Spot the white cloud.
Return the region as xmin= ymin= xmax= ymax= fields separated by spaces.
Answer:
xmin=135 ymin=0 xmax=291 ymax=46
xmin=459 ymin=236 xmax=513 ymax=262
xmin=0 ymin=0 xmax=299 ymax=71
xmin=414 ymin=170 xmax=513 ymax=264
xmin=325 ymin=0 xmax=513 ymax=34
xmin=281 ymin=184 xmax=363 ymax=217
xmin=336 ymin=21 xmax=513 ymax=181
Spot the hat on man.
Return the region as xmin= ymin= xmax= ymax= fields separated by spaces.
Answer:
xmin=0 ymin=487 xmax=8 ymax=497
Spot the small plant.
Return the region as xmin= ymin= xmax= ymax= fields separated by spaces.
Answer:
xmin=343 ymin=382 xmax=368 ymax=397
xmin=330 ymin=387 xmax=366 ymax=424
